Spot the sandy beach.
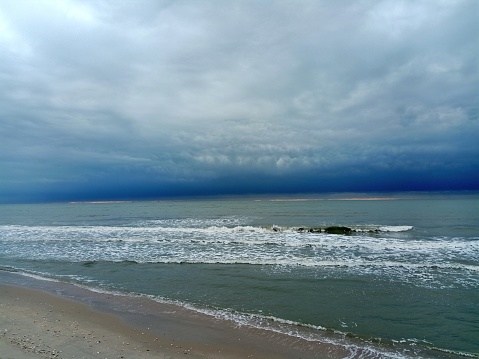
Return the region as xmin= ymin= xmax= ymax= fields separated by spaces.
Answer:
xmin=1 ymin=284 xmax=189 ymax=359
xmin=0 ymin=274 xmax=352 ymax=359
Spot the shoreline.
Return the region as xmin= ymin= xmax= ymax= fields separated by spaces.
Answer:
xmin=0 ymin=272 xmax=352 ymax=359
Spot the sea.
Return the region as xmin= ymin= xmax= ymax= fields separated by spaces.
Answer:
xmin=1 ymin=192 xmax=478 ymax=358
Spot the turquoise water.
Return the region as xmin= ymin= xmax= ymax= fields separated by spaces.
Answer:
xmin=1 ymin=193 xmax=478 ymax=357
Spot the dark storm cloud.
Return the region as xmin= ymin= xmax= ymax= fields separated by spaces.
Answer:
xmin=0 ymin=0 xmax=478 ymax=202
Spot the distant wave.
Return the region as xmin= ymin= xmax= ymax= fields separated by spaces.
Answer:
xmin=261 ymin=224 xmax=413 ymax=233
xmin=0 ymin=223 xmax=413 ymax=238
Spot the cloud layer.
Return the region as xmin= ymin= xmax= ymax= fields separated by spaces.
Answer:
xmin=1 ymin=0 xmax=478 ymax=202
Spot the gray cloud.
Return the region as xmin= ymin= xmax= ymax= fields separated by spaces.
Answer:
xmin=1 ymin=0 xmax=478 ymax=202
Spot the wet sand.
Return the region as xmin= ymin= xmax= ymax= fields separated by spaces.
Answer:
xmin=0 ymin=274 xmax=351 ymax=359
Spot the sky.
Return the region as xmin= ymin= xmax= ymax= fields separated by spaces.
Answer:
xmin=1 ymin=0 xmax=478 ymax=203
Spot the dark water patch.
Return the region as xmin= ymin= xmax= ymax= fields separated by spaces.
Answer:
xmin=120 ymin=260 xmax=139 ymax=265
xmin=264 ymin=224 xmax=412 ymax=234
xmin=82 ymin=260 xmax=96 ymax=267
xmin=324 ymin=226 xmax=353 ymax=234
xmin=0 ymin=265 xmax=19 ymax=273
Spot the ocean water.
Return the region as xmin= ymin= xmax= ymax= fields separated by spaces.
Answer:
xmin=1 ymin=193 xmax=478 ymax=358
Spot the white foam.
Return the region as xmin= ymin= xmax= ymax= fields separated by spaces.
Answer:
xmin=378 ymin=226 xmax=414 ymax=232
xmin=2 ymin=222 xmax=478 ymax=289
xmin=6 ymin=269 xmax=61 ymax=283
xmin=161 ymin=298 xmax=419 ymax=358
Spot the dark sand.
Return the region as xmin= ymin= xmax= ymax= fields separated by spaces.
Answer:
xmin=0 ymin=273 xmax=352 ymax=359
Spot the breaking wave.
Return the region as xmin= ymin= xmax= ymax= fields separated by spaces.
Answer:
xmin=1 ymin=218 xmax=478 ymax=289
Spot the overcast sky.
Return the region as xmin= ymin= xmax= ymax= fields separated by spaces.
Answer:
xmin=1 ymin=0 xmax=478 ymax=202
